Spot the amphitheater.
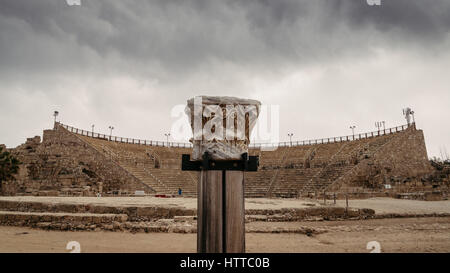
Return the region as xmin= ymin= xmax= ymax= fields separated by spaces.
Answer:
xmin=1 ymin=122 xmax=441 ymax=198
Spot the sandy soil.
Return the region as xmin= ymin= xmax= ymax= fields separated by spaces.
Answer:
xmin=1 ymin=217 xmax=449 ymax=253
xmin=1 ymin=196 xmax=450 ymax=214
xmin=333 ymin=198 xmax=450 ymax=214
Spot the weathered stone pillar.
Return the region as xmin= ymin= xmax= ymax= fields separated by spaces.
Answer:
xmin=185 ymin=96 xmax=260 ymax=253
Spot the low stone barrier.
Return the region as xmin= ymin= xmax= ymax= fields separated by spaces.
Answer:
xmin=0 ymin=212 xmax=330 ymax=235
xmin=245 ymin=207 xmax=375 ymax=221
xmin=0 ymin=200 xmax=196 ymax=221
xmin=373 ymin=212 xmax=450 ymax=219
xmin=0 ymin=211 xmax=127 ymax=230
xmin=394 ymin=191 xmax=446 ymax=201
xmin=0 ymin=200 xmax=375 ymax=222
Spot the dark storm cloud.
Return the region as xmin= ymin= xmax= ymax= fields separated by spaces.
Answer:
xmin=344 ymin=0 xmax=450 ymax=36
xmin=1 ymin=0 xmax=450 ymax=158
xmin=1 ymin=0 xmax=450 ymax=78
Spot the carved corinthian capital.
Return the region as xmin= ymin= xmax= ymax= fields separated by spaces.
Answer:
xmin=185 ymin=96 xmax=261 ymax=160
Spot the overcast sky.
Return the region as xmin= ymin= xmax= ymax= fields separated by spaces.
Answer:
xmin=1 ymin=0 xmax=449 ymax=158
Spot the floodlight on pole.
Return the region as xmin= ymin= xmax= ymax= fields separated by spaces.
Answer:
xmin=108 ymin=126 xmax=114 ymax=140
xmin=375 ymin=122 xmax=382 ymax=133
xmin=53 ymin=111 xmax=59 ymax=123
xmin=53 ymin=111 xmax=59 ymax=130
xmin=288 ymin=133 xmax=294 ymax=146
xmin=349 ymin=126 xmax=356 ymax=140
xmin=403 ymin=107 xmax=414 ymax=126
xmin=164 ymin=133 xmax=171 ymax=147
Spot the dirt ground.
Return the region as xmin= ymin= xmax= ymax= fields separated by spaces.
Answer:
xmin=1 ymin=217 xmax=449 ymax=253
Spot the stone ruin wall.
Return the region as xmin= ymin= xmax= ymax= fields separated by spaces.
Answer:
xmin=332 ymin=127 xmax=439 ymax=193
xmin=1 ymin=126 xmax=149 ymax=196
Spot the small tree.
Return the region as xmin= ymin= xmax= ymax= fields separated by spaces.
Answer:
xmin=0 ymin=146 xmax=20 ymax=190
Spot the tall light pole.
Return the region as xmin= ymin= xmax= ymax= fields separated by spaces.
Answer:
xmin=108 ymin=126 xmax=114 ymax=140
xmin=288 ymin=133 xmax=294 ymax=146
xmin=91 ymin=124 xmax=95 ymax=136
xmin=375 ymin=121 xmax=385 ymax=132
xmin=53 ymin=111 xmax=59 ymax=129
xmin=165 ymin=133 xmax=171 ymax=147
xmin=403 ymin=107 xmax=414 ymax=126
xmin=53 ymin=111 xmax=59 ymax=123
xmin=349 ymin=126 xmax=356 ymax=140
xmin=375 ymin=122 xmax=383 ymax=133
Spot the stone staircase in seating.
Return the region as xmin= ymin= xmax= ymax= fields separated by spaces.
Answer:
xmin=82 ymin=136 xmax=197 ymax=196
xmin=318 ymin=132 xmax=399 ymax=193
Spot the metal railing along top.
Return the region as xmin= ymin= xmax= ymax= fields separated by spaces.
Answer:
xmin=56 ymin=122 xmax=414 ymax=149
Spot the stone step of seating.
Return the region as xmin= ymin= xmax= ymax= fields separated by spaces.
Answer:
xmin=245 ymin=193 xmax=267 ymax=198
